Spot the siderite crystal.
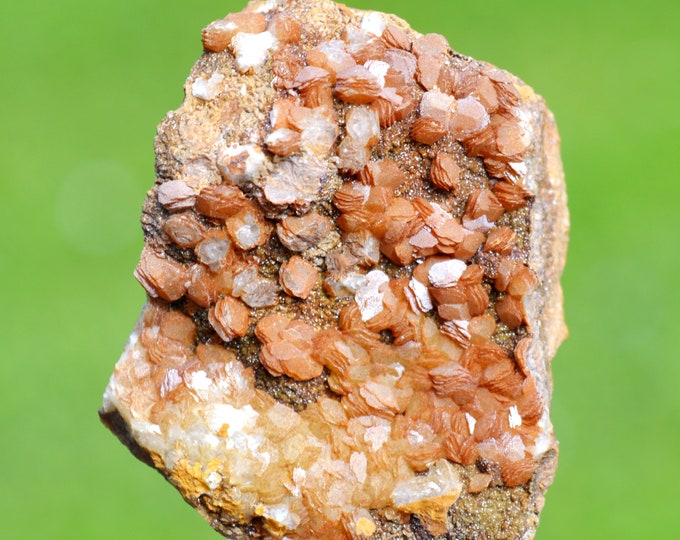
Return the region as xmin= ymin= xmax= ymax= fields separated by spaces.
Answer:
xmin=100 ymin=0 xmax=568 ymax=538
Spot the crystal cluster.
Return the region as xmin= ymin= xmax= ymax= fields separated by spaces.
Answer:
xmin=101 ymin=0 xmax=568 ymax=538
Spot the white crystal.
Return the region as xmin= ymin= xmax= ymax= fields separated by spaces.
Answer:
xmin=428 ymin=258 xmax=467 ymax=287
xmin=452 ymin=319 xmax=470 ymax=337
xmin=340 ymin=272 xmax=369 ymax=294
xmin=510 ymin=160 xmax=528 ymax=179
xmin=254 ymin=0 xmax=276 ymax=12
xmin=191 ymin=72 xmax=225 ymax=101
xmin=355 ymin=270 xmax=389 ymax=321
xmin=230 ymin=266 xmax=280 ymax=307
xmin=407 ymin=430 xmax=425 ymax=445
xmin=364 ymin=60 xmax=390 ymax=87
xmin=205 ymin=470 xmax=223 ymax=490
xmin=463 ymin=214 xmax=494 ymax=232
xmin=185 ymin=370 xmax=212 ymax=399
xmin=311 ymin=39 xmax=354 ymax=76
xmin=533 ymin=410 xmax=553 ymax=458
xmin=156 ymin=180 xmax=195 ymax=208
xmin=409 ymin=278 xmax=433 ymax=312
xmin=513 ymin=107 xmax=533 ymax=148
xmin=262 ymin=504 xmax=301 ymax=530
xmin=361 ymin=12 xmax=386 ymax=36
xmin=231 ymin=31 xmax=277 ymax=72
xmin=337 ymin=137 xmax=369 ymax=171
xmin=160 ymin=368 xmax=182 ymax=398
xmin=391 ymin=362 xmax=405 ymax=378
xmin=232 ymin=267 xmax=258 ymax=297
xmin=364 ymin=421 xmax=391 ymax=451
xmin=465 ymin=412 xmax=477 ymax=436
xmin=207 ymin=403 xmax=258 ymax=436
xmin=508 ymin=405 xmax=522 ymax=428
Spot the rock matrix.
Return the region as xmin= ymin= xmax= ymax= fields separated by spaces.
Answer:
xmin=100 ymin=1 xmax=568 ymax=538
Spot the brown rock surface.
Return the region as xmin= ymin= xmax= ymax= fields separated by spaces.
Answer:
xmin=100 ymin=0 xmax=568 ymax=538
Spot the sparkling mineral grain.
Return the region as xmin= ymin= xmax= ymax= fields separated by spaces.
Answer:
xmin=100 ymin=1 xmax=568 ymax=538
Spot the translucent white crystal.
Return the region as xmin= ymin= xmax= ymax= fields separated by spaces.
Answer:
xmin=510 ymin=160 xmax=528 ymax=179
xmin=300 ymin=112 xmax=338 ymax=155
xmin=235 ymin=214 xmax=261 ymax=249
xmin=363 ymin=420 xmax=391 ymax=451
xmin=156 ymin=180 xmax=196 ymax=209
xmin=337 ymin=137 xmax=369 ymax=171
xmin=391 ymin=459 xmax=462 ymax=508
xmin=513 ymin=107 xmax=533 ymax=148
xmin=503 ymin=433 xmax=526 ymax=462
xmin=450 ymin=96 xmax=489 ymax=139
xmin=407 ymin=430 xmax=425 ymax=445
xmin=217 ymin=143 xmax=267 ymax=185
xmin=196 ymin=237 xmax=230 ymax=271
xmin=350 ymin=451 xmax=367 ymax=483
xmin=391 ymin=362 xmax=405 ymax=378
xmin=315 ymin=39 xmax=352 ymax=71
xmin=345 ymin=106 xmax=380 ymax=146
xmin=264 ymin=155 xmax=326 ymax=207
xmin=254 ymin=0 xmax=276 ymax=12
xmin=409 ymin=226 xmax=438 ymax=249
xmin=450 ymin=319 xmax=471 ymax=339
xmin=160 ymin=368 xmax=182 ymax=398
xmin=232 ymin=267 xmax=257 ymax=297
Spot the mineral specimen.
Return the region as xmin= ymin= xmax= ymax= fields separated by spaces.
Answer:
xmin=100 ymin=0 xmax=568 ymax=538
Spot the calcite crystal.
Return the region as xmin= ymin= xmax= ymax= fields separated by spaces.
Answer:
xmin=100 ymin=0 xmax=568 ymax=538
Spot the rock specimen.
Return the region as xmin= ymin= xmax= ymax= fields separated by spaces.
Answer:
xmin=100 ymin=0 xmax=568 ymax=538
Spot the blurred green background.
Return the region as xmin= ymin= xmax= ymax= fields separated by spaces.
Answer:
xmin=1 ymin=0 xmax=678 ymax=538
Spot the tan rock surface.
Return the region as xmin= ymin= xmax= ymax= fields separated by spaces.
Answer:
xmin=100 ymin=0 xmax=568 ymax=538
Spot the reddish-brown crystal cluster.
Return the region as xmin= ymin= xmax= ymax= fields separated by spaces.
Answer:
xmin=102 ymin=1 xmax=567 ymax=538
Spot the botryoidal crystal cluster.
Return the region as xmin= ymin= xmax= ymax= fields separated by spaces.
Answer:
xmin=100 ymin=0 xmax=568 ymax=538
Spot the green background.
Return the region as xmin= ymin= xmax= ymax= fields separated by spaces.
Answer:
xmin=1 ymin=0 xmax=678 ymax=538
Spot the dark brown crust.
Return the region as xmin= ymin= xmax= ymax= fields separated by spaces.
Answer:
xmin=99 ymin=408 xmax=156 ymax=469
